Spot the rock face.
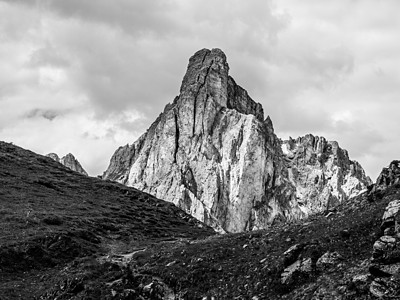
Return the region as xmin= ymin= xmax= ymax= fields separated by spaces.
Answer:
xmin=282 ymin=135 xmax=372 ymax=215
xmin=367 ymin=199 xmax=400 ymax=298
xmin=47 ymin=153 xmax=88 ymax=176
xmin=103 ymin=48 xmax=370 ymax=233
xmin=373 ymin=160 xmax=400 ymax=191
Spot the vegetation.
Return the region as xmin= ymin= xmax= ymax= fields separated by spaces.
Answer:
xmin=0 ymin=141 xmax=398 ymax=299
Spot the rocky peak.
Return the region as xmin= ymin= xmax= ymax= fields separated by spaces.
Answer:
xmin=282 ymin=134 xmax=372 ymax=214
xmin=180 ymin=48 xmax=264 ymax=124
xmin=47 ymin=152 xmax=88 ymax=176
xmin=375 ymin=160 xmax=400 ymax=189
xmin=103 ymin=49 xmax=370 ymax=233
xmin=367 ymin=160 xmax=400 ymax=200
xmin=46 ymin=153 xmax=60 ymax=163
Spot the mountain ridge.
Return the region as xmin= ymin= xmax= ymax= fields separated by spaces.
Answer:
xmin=47 ymin=152 xmax=88 ymax=176
xmin=103 ymin=48 xmax=371 ymax=233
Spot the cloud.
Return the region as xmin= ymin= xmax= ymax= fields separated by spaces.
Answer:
xmin=25 ymin=108 xmax=58 ymax=120
xmin=0 ymin=0 xmax=399 ymax=179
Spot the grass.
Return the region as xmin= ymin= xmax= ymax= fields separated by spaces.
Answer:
xmin=0 ymin=141 xmax=214 ymax=299
xmin=0 ymin=140 xmax=398 ymax=299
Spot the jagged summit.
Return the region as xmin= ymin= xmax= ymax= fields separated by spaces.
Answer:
xmin=103 ymin=49 xmax=370 ymax=233
xmin=180 ymin=48 xmax=264 ymax=122
xmin=47 ymin=152 xmax=88 ymax=176
xmin=282 ymin=134 xmax=372 ymax=214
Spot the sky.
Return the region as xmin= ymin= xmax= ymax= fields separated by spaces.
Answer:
xmin=0 ymin=0 xmax=399 ymax=179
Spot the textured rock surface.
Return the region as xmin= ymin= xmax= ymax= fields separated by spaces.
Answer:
xmin=47 ymin=153 xmax=88 ymax=176
xmin=104 ymin=48 xmax=370 ymax=233
xmin=369 ymin=161 xmax=400 ymax=200
xmin=282 ymin=135 xmax=372 ymax=215
xmin=104 ymin=48 xmax=302 ymax=232
xmin=367 ymin=199 xmax=400 ymax=298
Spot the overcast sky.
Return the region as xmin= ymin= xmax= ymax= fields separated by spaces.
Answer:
xmin=0 ymin=0 xmax=399 ymax=179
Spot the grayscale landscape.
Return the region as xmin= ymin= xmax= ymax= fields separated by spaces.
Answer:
xmin=1 ymin=1 xmax=400 ymax=299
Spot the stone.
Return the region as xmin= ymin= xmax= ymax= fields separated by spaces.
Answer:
xmin=283 ymin=243 xmax=305 ymax=267
xmin=47 ymin=153 xmax=88 ymax=176
xmin=351 ymin=274 xmax=372 ymax=293
xmin=367 ymin=200 xmax=400 ymax=298
xmin=372 ymin=235 xmax=398 ymax=263
xmin=103 ymin=48 xmax=371 ymax=233
xmin=369 ymin=277 xmax=400 ymax=299
xmin=381 ymin=199 xmax=400 ymax=233
xmin=316 ymin=251 xmax=343 ymax=271
xmin=281 ymin=258 xmax=312 ymax=285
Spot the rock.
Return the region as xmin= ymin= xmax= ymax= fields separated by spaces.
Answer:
xmin=103 ymin=48 xmax=302 ymax=233
xmin=103 ymin=48 xmax=370 ymax=233
xmin=376 ymin=161 xmax=400 ymax=190
xmin=351 ymin=274 xmax=372 ymax=293
xmin=283 ymin=243 xmax=305 ymax=267
xmin=381 ymin=199 xmax=400 ymax=234
xmin=368 ymin=161 xmax=400 ymax=199
xmin=47 ymin=153 xmax=88 ymax=176
xmin=316 ymin=251 xmax=343 ymax=271
xmin=282 ymin=135 xmax=372 ymax=215
xmin=368 ymin=200 xmax=400 ymax=298
xmin=369 ymin=277 xmax=400 ymax=299
xmin=46 ymin=153 xmax=60 ymax=162
xmin=281 ymin=258 xmax=313 ymax=285
xmin=372 ymin=235 xmax=400 ymax=264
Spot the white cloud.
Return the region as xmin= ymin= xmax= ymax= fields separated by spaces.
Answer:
xmin=0 ymin=0 xmax=399 ymax=179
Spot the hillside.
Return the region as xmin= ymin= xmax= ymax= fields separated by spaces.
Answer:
xmin=1 ymin=141 xmax=400 ymax=298
xmin=0 ymin=141 xmax=214 ymax=299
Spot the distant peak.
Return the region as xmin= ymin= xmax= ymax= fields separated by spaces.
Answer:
xmin=47 ymin=152 xmax=88 ymax=176
xmin=46 ymin=153 xmax=60 ymax=162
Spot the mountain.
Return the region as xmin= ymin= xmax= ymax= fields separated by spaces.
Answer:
xmin=282 ymin=134 xmax=372 ymax=215
xmin=370 ymin=160 xmax=400 ymax=192
xmin=0 ymin=141 xmax=214 ymax=299
xmin=46 ymin=152 xmax=88 ymax=176
xmin=103 ymin=48 xmax=371 ymax=233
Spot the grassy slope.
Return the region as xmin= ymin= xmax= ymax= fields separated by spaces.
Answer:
xmin=125 ymin=188 xmax=397 ymax=299
xmin=35 ymin=185 xmax=398 ymax=299
xmin=0 ymin=142 xmax=214 ymax=299
xmin=1 ymin=141 xmax=398 ymax=299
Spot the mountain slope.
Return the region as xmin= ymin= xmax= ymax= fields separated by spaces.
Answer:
xmin=41 ymin=162 xmax=400 ymax=299
xmin=0 ymin=141 xmax=214 ymax=299
xmin=103 ymin=48 xmax=370 ymax=233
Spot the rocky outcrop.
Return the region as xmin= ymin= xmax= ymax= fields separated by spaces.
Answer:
xmin=47 ymin=153 xmax=88 ymax=176
xmin=282 ymin=135 xmax=372 ymax=215
xmin=366 ymin=200 xmax=400 ymax=298
xmin=103 ymin=48 xmax=370 ymax=233
xmin=369 ymin=160 xmax=400 ymax=198
xmin=376 ymin=161 xmax=400 ymax=189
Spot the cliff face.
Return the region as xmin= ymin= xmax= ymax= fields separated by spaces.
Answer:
xmin=374 ymin=160 xmax=400 ymax=190
xmin=104 ymin=48 xmax=302 ymax=232
xmin=282 ymin=135 xmax=372 ymax=215
xmin=103 ymin=48 xmax=370 ymax=233
xmin=47 ymin=153 xmax=88 ymax=176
